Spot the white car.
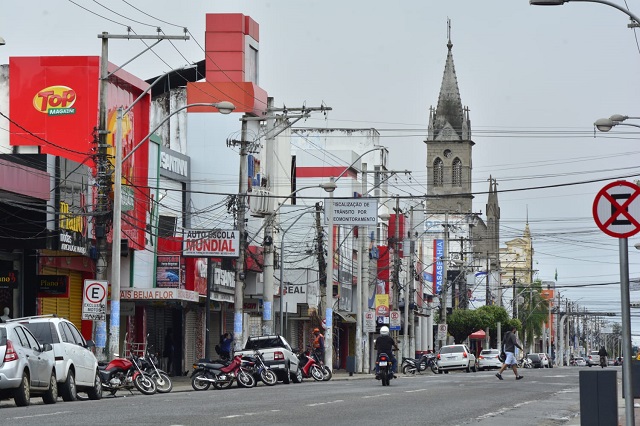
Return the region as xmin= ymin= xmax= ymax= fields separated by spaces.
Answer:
xmin=587 ymin=350 xmax=600 ymax=367
xmin=478 ymin=349 xmax=502 ymax=370
xmin=436 ymin=344 xmax=477 ymax=373
xmin=11 ymin=315 xmax=101 ymax=401
xmin=538 ymin=353 xmax=551 ymax=368
xmin=574 ymin=357 xmax=587 ymax=367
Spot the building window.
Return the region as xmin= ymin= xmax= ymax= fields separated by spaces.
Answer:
xmin=452 ymin=158 xmax=462 ymax=186
xmin=433 ymin=158 xmax=444 ymax=187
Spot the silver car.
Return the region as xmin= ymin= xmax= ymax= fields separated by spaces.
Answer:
xmin=436 ymin=344 xmax=477 ymax=373
xmin=0 ymin=322 xmax=57 ymax=406
xmin=13 ymin=315 xmax=101 ymax=401
xmin=478 ymin=349 xmax=502 ymax=370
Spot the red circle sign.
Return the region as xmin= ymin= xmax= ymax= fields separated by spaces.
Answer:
xmin=376 ymin=305 xmax=388 ymax=316
xmin=593 ymin=180 xmax=640 ymax=238
xmin=85 ymin=282 xmax=106 ymax=303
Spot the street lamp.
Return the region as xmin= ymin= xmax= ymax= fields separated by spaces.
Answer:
xmin=110 ymin=101 xmax=235 ymax=359
xmin=594 ymin=115 xmax=640 ymax=132
xmin=530 ymin=0 xmax=640 ymax=25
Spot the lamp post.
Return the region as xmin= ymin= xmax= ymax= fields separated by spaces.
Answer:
xmin=111 ymin=101 xmax=234 ymax=360
xmin=530 ymin=0 xmax=640 ymax=25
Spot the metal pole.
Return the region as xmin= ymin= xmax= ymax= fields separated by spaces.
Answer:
xmin=440 ymin=212 xmax=449 ymax=347
xmin=108 ymin=107 xmax=123 ymax=359
xmin=205 ymin=258 xmax=213 ymax=359
xmin=233 ymin=119 xmax=248 ymax=351
xmin=363 ymin=224 xmax=371 ymax=374
xmin=620 ymin=237 xmax=635 ymax=426
xmin=404 ymin=207 xmax=414 ymax=359
xmin=355 ymin=163 xmax=367 ymax=373
xmin=324 ymin=183 xmax=335 ymax=371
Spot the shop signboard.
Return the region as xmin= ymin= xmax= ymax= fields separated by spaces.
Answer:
xmin=36 ymin=275 xmax=69 ymax=297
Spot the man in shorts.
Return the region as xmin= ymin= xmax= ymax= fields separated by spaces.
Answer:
xmin=496 ymin=325 xmax=524 ymax=381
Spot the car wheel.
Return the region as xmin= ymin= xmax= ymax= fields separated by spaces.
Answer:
xmin=282 ymin=363 xmax=291 ymax=384
xmin=87 ymin=370 xmax=102 ymax=400
xmin=472 ymin=363 xmax=477 ymax=372
xmin=292 ymin=366 xmax=303 ymax=383
xmin=14 ymin=372 xmax=30 ymax=407
xmin=42 ymin=371 xmax=58 ymax=404
xmin=60 ymin=369 xmax=78 ymax=401
xmin=466 ymin=363 xmax=471 ymax=373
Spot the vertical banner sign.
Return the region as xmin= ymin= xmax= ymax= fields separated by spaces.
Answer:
xmin=82 ymin=279 xmax=107 ymax=321
xmin=375 ymin=294 xmax=389 ymax=317
xmin=234 ymin=312 xmax=243 ymax=335
xmin=263 ymin=301 xmax=272 ymax=321
xmin=434 ymin=239 xmax=444 ymax=294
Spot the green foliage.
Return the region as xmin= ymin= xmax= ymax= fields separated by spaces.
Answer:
xmin=447 ymin=309 xmax=482 ymax=343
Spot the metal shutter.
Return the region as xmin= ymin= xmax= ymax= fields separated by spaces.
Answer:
xmin=39 ymin=267 xmax=81 ymax=327
xmin=184 ymin=309 xmax=197 ymax=367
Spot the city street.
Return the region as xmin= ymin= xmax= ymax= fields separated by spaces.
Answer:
xmin=0 ymin=367 xmax=589 ymax=426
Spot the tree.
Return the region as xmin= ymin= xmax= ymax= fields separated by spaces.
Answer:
xmin=447 ymin=309 xmax=485 ymax=343
xmin=476 ymin=305 xmax=511 ymax=348
xmin=517 ymin=281 xmax=549 ymax=349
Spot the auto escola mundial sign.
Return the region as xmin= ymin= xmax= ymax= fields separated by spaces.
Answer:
xmin=182 ymin=229 xmax=239 ymax=258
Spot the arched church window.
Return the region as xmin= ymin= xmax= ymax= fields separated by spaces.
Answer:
xmin=433 ymin=158 xmax=444 ymax=187
xmin=452 ymin=158 xmax=462 ymax=186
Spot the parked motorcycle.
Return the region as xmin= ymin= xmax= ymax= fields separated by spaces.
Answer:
xmin=99 ymin=353 xmax=157 ymax=396
xmin=296 ymin=347 xmax=326 ymax=381
xmin=191 ymin=355 xmax=256 ymax=391
xmin=140 ymin=347 xmax=173 ymax=393
xmin=376 ymin=352 xmax=394 ymax=386
xmin=243 ymin=349 xmax=277 ymax=386
xmin=401 ymin=353 xmax=438 ymax=375
xmin=518 ymin=356 xmax=532 ymax=369
xmin=307 ymin=348 xmax=332 ymax=381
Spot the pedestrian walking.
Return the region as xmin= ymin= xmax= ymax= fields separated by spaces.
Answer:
xmin=496 ymin=325 xmax=524 ymax=381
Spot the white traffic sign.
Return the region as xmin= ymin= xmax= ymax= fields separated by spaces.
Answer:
xmin=389 ymin=310 xmax=401 ymax=331
xmin=364 ymin=311 xmax=376 ymax=333
xmin=593 ymin=180 xmax=640 ymax=238
xmin=182 ymin=229 xmax=239 ymax=257
xmin=82 ymin=279 xmax=107 ymax=321
xmin=437 ymin=324 xmax=448 ymax=341
xmin=325 ymin=198 xmax=378 ymax=226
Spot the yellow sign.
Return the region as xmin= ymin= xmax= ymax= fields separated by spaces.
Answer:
xmin=375 ymin=294 xmax=389 ymax=317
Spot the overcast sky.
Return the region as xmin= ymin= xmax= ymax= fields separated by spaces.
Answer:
xmin=3 ymin=0 xmax=640 ymax=342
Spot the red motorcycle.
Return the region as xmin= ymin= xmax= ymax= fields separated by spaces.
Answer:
xmin=191 ymin=355 xmax=256 ymax=390
xmin=99 ymin=354 xmax=157 ymax=396
xmin=296 ymin=347 xmax=330 ymax=381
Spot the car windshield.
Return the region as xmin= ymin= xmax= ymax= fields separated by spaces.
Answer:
xmin=481 ymin=350 xmax=498 ymax=355
xmin=244 ymin=337 xmax=283 ymax=350
xmin=440 ymin=346 xmax=464 ymax=354
xmin=0 ymin=327 xmax=6 ymax=346
xmin=528 ymin=354 xmax=540 ymax=360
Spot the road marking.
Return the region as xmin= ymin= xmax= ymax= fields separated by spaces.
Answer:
xmin=405 ymin=389 xmax=427 ymax=393
xmin=362 ymin=393 xmax=391 ymax=399
xmin=307 ymin=400 xmax=343 ymax=406
xmin=476 ymin=400 xmax=537 ymax=420
xmin=221 ymin=410 xmax=280 ymax=419
xmin=11 ymin=411 xmax=73 ymax=420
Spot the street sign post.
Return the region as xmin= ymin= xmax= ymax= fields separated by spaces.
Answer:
xmin=364 ymin=311 xmax=376 ymax=333
xmin=82 ymin=279 xmax=107 ymax=321
xmin=437 ymin=324 xmax=448 ymax=341
xmin=593 ymin=180 xmax=640 ymax=425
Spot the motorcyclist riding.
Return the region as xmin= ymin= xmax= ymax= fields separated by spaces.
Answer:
xmin=375 ymin=326 xmax=399 ymax=379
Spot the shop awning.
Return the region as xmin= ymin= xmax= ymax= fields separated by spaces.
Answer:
xmin=335 ymin=311 xmax=356 ymax=323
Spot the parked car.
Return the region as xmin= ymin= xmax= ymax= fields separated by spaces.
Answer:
xmin=436 ymin=344 xmax=477 ymax=373
xmin=235 ymin=335 xmax=302 ymax=383
xmin=574 ymin=357 xmax=587 ymax=367
xmin=538 ymin=353 xmax=551 ymax=368
xmin=527 ymin=353 xmax=543 ymax=368
xmin=587 ymin=350 xmax=600 ymax=367
xmin=0 ymin=322 xmax=57 ymax=406
xmin=10 ymin=315 xmax=101 ymax=401
xmin=478 ymin=349 xmax=502 ymax=370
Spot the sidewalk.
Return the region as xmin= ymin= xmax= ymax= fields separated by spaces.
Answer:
xmin=169 ymin=369 xmax=372 ymax=392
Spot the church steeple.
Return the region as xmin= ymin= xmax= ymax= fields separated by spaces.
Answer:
xmin=428 ymin=19 xmax=470 ymax=142
xmin=425 ymin=20 xmax=474 ymax=214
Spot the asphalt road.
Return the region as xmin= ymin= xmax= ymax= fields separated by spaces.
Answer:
xmin=0 ymin=366 xmax=589 ymax=426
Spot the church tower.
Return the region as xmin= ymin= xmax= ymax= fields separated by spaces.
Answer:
xmin=425 ymin=23 xmax=473 ymax=214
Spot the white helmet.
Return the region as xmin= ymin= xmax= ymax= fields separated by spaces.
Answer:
xmin=380 ymin=326 xmax=390 ymax=336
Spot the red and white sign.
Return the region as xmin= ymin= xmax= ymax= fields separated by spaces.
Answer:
xmin=364 ymin=311 xmax=376 ymax=333
xmin=182 ymin=229 xmax=239 ymax=257
xmin=82 ymin=280 xmax=107 ymax=321
xmin=120 ymin=288 xmax=199 ymax=302
xmin=593 ymin=180 xmax=640 ymax=238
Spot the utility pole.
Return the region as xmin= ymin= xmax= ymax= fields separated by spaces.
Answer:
xmin=405 ymin=206 xmax=415 ymax=359
xmin=93 ymin=33 xmax=110 ymax=360
xmin=232 ymin=119 xmax=248 ymax=351
xmin=355 ymin=163 xmax=366 ymax=373
xmin=262 ymin=97 xmax=276 ymax=335
xmin=392 ymin=196 xmax=401 ymax=357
